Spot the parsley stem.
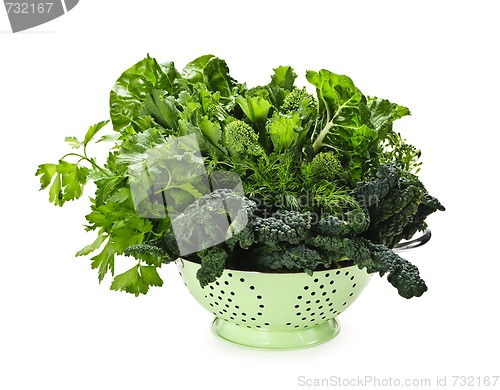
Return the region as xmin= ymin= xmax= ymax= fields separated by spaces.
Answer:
xmin=61 ymin=153 xmax=109 ymax=175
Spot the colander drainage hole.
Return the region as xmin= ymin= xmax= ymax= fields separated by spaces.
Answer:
xmin=240 ymin=278 xmax=245 ymax=283
xmin=294 ymin=304 xmax=300 ymax=308
xmin=286 ymin=322 xmax=292 ymax=326
xmin=259 ymin=304 xmax=265 ymax=308
xmin=250 ymin=286 xmax=255 ymax=290
xmin=304 ymin=286 xmax=309 ymax=290
xmin=306 ymin=300 xmax=311 ymax=304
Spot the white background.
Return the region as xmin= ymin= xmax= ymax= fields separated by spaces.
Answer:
xmin=1 ymin=1 xmax=499 ymax=389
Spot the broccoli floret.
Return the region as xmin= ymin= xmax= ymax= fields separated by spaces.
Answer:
xmin=281 ymin=87 xmax=317 ymax=114
xmin=222 ymin=120 xmax=264 ymax=160
xmin=308 ymin=152 xmax=346 ymax=183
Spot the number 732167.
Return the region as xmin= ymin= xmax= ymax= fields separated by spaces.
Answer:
xmin=6 ymin=2 xmax=53 ymax=14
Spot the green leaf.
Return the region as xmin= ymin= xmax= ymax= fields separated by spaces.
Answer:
xmin=235 ymin=95 xmax=271 ymax=123
xmin=84 ymin=120 xmax=110 ymax=147
xmin=267 ymin=66 xmax=297 ymax=108
xmin=97 ymin=133 xmax=121 ymax=144
xmin=182 ymin=55 xmax=235 ymax=98
xmin=140 ymin=266 xmax=163 ymax=287
xmin=36 ymin=164 xmax=57 ymax=190
xmin=366 ymin=97 xmax=410 ymax=140
xmin=270 ymin=66 xmax=297 ymax=90
xmin=90 ymin=242 xmax=116 ymax=282
xmin=76 ymin=234 xmax=108 ymax=257
xmin=110 ymin=55 xmax=181 ymax=133
xmin=140 ymin=90 xmax=180 ymax=131
xmin=64 ymin=136 xmax=82 ymax=149
xmin=49 ymin=173 xmax=62 ymax=206
xmin=57 ymin=160 xmax=91 ymax=201
xmin=199 ymin=116 xmax=223 ymax=149
xmin=267 ymin=113 xmax=304 ymax=153
xmin=110 ymin=264 xmax=147 ymax=296
xmin=109 ymin=264 xmax=162 ymax=296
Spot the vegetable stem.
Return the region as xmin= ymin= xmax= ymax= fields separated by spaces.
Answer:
xmin=312 ymin=121 xmax=334 ymax=153
xmin=61 ymin=152 xmax=109 ymax=175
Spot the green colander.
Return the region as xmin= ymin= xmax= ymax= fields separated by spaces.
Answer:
xmin=177 ymin=259 xmax=371 ymax=350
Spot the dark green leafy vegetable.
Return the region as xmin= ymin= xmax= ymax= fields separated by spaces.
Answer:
xmin=37 ymin=54 xmax=444 ymax=298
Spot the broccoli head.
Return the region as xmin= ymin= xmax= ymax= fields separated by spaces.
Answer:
xmin=308 ymin=152 xmax=347 ymax=183
xmin=222 ymin=120 xmax=264 ymax=160
xmin=281 ymin=87 xmax=317 ymax=115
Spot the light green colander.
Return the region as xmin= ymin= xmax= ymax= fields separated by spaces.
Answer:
xmin=177 ymin=259 xmax=371 ymax=350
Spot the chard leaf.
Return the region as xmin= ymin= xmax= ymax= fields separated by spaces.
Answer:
xmin=140 ymin=89 xmax=180 ymax=131
xmin=110 ymin=56 xmax=181 ymax=133
xmin=366 ymin=97 xmax=410 ymax=141
xmin=182 ymin=55 xmax=235 ymax=98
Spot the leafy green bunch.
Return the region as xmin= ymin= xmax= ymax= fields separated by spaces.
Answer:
xmin=37 ymin=54 xmax=444 ymax=298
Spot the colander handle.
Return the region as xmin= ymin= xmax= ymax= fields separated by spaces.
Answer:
xmin=393 ymin=229 xmax=431 ymax=251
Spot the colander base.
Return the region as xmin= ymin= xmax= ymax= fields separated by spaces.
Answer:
xmin=211 ymin=317 xmax=340 ymax=350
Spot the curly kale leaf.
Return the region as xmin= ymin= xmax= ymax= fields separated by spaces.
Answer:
xmin=196 ymin=246 xmax=228 ymax=287
xmin=253 ymin=210 xmax=312 ymax=245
